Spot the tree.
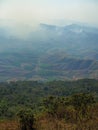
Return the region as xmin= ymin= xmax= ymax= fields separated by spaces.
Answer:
xmin=17 ymin=108 xmax=35 ymax=130
xmin=0 ymin=100 xmax=8 ymax=117
xmin=71 ymin=93 xmax=95 ymax=120
xmin=43 ymin=96 xmax=67 ymax=118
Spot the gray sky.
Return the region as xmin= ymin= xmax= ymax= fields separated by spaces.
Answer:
xmin=0 ymin=0 xmax=98 ymax=37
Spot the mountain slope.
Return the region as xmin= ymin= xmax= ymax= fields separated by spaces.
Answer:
xmin=0 ymin=52 xmax=98 ymax=81
xmin=0 ymin=23 xmax=98 ymax=81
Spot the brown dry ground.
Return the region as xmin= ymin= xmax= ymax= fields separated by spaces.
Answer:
xmin=0 ymin=117 xmax=98 ymax=130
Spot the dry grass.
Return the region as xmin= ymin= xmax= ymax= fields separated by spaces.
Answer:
xmin=0 ymin=120 xmax=19 ymax=130
xmin=0 ymin=117 xmax=98 ymax=130
xmin=35 ymin=115 xmax=98 ymax=130
xmin=36 ymin=117 xmax=75 ymax=130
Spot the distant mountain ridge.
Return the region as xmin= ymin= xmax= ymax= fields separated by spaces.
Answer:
xmin=0 ymin=23 xmax=98 ymax=81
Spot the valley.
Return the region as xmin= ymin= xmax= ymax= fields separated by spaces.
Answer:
xmin=0 ymin=24 xmax=98 ymax=81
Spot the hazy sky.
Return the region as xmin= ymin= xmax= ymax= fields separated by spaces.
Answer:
xmin=0 ymin=0 xmax=98 ymax=37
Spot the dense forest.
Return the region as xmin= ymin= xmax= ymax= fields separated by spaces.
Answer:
xmin=0 ymin=79 xmax=98 ymax=130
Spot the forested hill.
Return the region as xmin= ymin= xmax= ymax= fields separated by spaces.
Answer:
xmin=0 ymin=79 xmax=98 ymax=118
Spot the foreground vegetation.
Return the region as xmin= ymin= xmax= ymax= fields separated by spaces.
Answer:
xmin=0 ymin=79 xmax=98 ymax=129
xmin=0 ymin=94 xmax=98 ymax=130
